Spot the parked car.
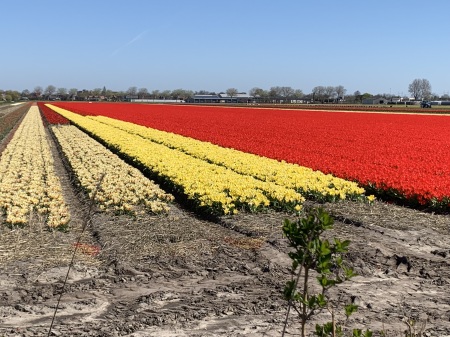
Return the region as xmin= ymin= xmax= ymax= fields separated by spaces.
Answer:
xmin=420 ymin=101 xmax=432 ymax=108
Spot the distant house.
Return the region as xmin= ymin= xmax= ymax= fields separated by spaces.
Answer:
xmin=362 ymin=97 xmax=389 ymax=104
xmin=186 ymin=94 xmax=221 ymax=103
xmin=125 ymin=95 xmax=139 ymax=102
xmin=218 ymin=93 xmax=253 ymax=103
xmin=389 ymin=97 xmax=403 ymax=103
xmin=186 ymin=93 xmax=254 ymax=103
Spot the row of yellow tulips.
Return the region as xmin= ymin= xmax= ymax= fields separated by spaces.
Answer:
xmin=51 ymin=124 xmax=173 ymax=215
xmin=90 ymin=115 xmax=365 ymax=201
xmin=0 ymin=106 xmax=69 ymax=227
xmin=47 ymin=105 xmax=305 ymax=215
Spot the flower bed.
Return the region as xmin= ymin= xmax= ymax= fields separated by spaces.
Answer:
xmin=47 ymin=105 xmax=306 ymax=215
xmin=0 ymin=106 xmax=69 ymax=227
xmin=52 ymin=102 xmax=450 ymax=210
xmin=37 ymin=102 xmax=70 ymax=125
xmin=89 ymin=115 xmax=365 ymax=202
xmin=51 ymin=124 xmax=173 ymax=215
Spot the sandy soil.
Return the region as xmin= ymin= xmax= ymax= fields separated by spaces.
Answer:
xmin=1 ymin=199 xmax=449 ymax=337
xmin=1 ymin=112 xmax=450 ymax=336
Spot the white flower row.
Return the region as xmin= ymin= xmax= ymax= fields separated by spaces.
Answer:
xmin=0 ymin=106 xmax=70 ymax=227
xmin=51 ymin=124 xmax=173 ymax=215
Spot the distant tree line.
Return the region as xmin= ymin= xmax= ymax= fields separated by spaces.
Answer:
xmin=2 ymin=79 xmax=448 ymax=104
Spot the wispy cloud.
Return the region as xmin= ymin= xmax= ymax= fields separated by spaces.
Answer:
xmin=110 ymin=30 xmax=148 ymax=56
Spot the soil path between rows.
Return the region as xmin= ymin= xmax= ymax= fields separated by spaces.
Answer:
xmin=2 ymin=200 xmax=449 ymax=337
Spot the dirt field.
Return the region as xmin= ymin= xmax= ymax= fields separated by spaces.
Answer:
xmin=1 ymin=113 xmax=450 ymax=336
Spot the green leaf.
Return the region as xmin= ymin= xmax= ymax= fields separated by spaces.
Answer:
xmin=320 ymin=241 xmax=331 ymax=255
xmin=352 ymin=330 xmax=362 ymax=337
xmin=283 ymin=280 xmax=296 ymax=300
xmin=316 ymin=293 xmax=327 ymax=307
xmin=353 ymin=330 xmax=373 ymax=337
xmin=345 ymin=303 xmax=359 ymax=317
xmin=315 ymin=322 xmax=333 ymax=335
xmin=344 ymin=266 xmax=358 ymax=279
xmin=317 ymin=275 xmax=328 ymax=287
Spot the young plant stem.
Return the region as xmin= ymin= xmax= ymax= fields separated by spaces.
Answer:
xmin=282 ymin=260 xmax=305 ymax=336
xmin=302 ymin=267 xmax=310 ymax=336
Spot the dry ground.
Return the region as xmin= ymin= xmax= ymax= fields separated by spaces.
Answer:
xmin=0 ymin=112 xmax=450 ymax=336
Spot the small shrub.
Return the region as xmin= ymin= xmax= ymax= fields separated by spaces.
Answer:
xmin=282 ymin=207 xmax=372 ymax=337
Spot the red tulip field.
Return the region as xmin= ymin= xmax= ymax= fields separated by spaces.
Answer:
xmin=1 ymin=102 xmax=449 ymax=336
xmin=52 ymin=102 xmax=450 ymax=210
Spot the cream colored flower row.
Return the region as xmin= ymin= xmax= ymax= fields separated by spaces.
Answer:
xmin=0 ymin=106 xmax=69 ymax=227
xmin=90 ymin=115 xmax=366 ymax=201
xmin=51 ymin=124 xmax=173 ymax=215
xmin=47 ymin=105 xmax=305 ymax=215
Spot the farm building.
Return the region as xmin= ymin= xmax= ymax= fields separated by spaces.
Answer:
xmin=362 ymin=97 xmax=390 ymax=105
xmin=186 ymin=93 xmax=254 ymax=103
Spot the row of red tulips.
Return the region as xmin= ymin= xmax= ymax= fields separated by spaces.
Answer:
xmin=38 ymin=102 xmax=70 ymax=124
xmin=52 ymin=102 xmax=450 ymax=210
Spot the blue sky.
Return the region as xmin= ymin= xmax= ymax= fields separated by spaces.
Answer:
xmin=1 ymin=0 xmax=449 ymax=96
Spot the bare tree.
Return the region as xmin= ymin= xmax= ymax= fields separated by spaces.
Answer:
xmin=312 ymin=86 xmax=325 ymax=103
xmin=160 ymin=90 xmax=171 ymax=100
xmin=151 ymin=90 xmax=160 ymax=99
xmin=335 ymin=85 xmax=346 ymax=101
xmin=33 ymin=86 xmax=43 ymax=98
xmin=324 ymin=86 xmax=336 ymax=102
xmin=249 ymin=87 xmax=269 ymax=102
xmin=56 ymin=87 xmax=67 ymax=100
xmin=138 ymin=87 xmax=149 ymax=99
xmin=126 ymin=86 xmax=138 ymax=96
xmin=226 ymin=88 xmax=239 ymax=102
xmin=292 ymin=89 xmax=304 ymax=99
xmin=408 ymin=78 xmax=432 ymax=100
xmin=104 ymin=89 xmax=114 ymax=100
xmin=353 ymin=90 xmax=362 ymax=103
xmin=249 ymin=87 xmax=266 ymax=97
xmin=422 ymin=80 xmax=432 ymax=99
xmin=68 ymin=88 xmax=78 ymax=100
xmin=171 ymin=88 xmax=193 ymax=101
xmin=92 ymin=88 xmax=102 ymax=98
xmin=269 ymin=86 xmax=282 ymax=102
xmin=408 ymin=79 xmax=421 ymax=100
xmin=44 ymin=85 xmax=56 ymax=99
xmin=21 ymin=89 xmax=30 ymax=98
xmin=195 ymin=90 xmax=211 ymax=95
xmin=279 ymin=86 xmax=295 ymax=102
